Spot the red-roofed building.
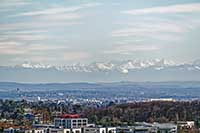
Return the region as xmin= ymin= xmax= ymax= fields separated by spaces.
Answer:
xmin=60 ymin=114 xmax=80 ymax=119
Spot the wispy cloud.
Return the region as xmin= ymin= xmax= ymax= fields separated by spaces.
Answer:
xmin=0 ymin=39 xmax=89 ymax=63
xmin=0 ymin=0 xmax=30 ymax=7
xmin=14 ymin=56 xmax=59 ymax=62
xmin=2 ymin=30 xmax=47 ymax=34
xmin=0 ymin=41 xmax=26 ymax=55
xmin=115 ymin=39 xmax=144 ymax=45
xmin=104 ymin=44 xmax=160 ymax=55
xmin=0 ymin=21 xmax=82 ymax=32
xmin=1 ymin=2 xmax=101 ymax=31
xmin=122 ymin=3 xmax=200 ymax=15
xmin=14 ymin=2 xmax=101 ymax=17
xmin=112 ymin=22 xmax=186 ymax=37
xmin=112 ymin=13 xmax=200 ymax=42
xmin=39 ymin=13 xmax=82 ymax=21
xmin=0 ymin=0 xmax=31 ymax=12
xmin=64 ymin=52 xmax=90 ymax=61
xmin=0 ymin=1 xmax=200 ymax=65
xmin=111 ymin=20 xmax=188 ymax=42
xmin=0 ymin=34 xmax=50 ymax=41
xmin=11 ymin=51 xmax=90 ymax=63
xmin=0 ymin=41 xmax=69 ymax=55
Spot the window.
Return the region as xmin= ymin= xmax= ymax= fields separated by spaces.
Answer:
xmin=75 ymin=130 xmax=80 ymax=133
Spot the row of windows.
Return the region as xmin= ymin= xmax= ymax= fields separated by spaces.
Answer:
xmin=72 ymin=119 xmax=87 ymax=122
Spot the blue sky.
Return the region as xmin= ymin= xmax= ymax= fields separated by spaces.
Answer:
xmin=0 ymin=0 xmax=200 ymax=66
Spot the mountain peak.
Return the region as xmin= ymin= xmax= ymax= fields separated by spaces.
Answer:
xmin=16 ymin=62 xmax=52 ymax=69
xmin=12 ymin=59 xmax=200 ymax=74
xmin=1 ymin=59 xmax=200 ymax=82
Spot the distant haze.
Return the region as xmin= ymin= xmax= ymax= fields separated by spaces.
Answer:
xmin=1 ymin=81 xmax=200 ymax=100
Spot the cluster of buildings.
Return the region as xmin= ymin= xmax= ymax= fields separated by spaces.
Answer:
xmin=4 ymin=114 xmax=195 ymax=133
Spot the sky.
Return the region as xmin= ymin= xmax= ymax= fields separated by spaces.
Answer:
xmin=0 ymin=0 xmax=200 ymax=66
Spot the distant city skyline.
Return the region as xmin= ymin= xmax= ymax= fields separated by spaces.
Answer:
xmin=0 ymin=0 xmax=200 ymax=66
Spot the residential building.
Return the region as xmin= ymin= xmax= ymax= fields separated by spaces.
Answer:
xmin=4 ymin=127 xmax=16 ymax=133
xmin=106 ymin=127 xmax=116 ymax=133
xmin=25 ymin=129 xmax=45 ymax=133
xmin=177 ymin=121 xmax=195 ymax=129
xmin=54 ymin=114 xmax=88 ymax=128
xmin=155 ymin=123 xmax=177 ymax=133
xmin=116 ymin=127 xmax=134 ymax=133
xmin=47 ymin=128 xmax=81 ymax=133
xmin=83 ymin=127 xmax=106 ymax=133
xmin=134 ymin=126 xmax=151 ymax=133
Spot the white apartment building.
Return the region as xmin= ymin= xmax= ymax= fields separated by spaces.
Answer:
xmin=106 ymin=127 xmax=116 ymax=133
xmin=45 ymin=128 xmax=81 ymax=133
xmin=25 ymin=129 xmax=45 ymax=133
xmin=83 ymin=127 xmax=106 ymax=133
xmin=54 ymin=114 xmax=88 ymax=129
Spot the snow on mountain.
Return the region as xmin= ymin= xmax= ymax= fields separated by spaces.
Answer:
xmin=117 ymin=59 xmax=176 ymax=73
xmin=94 ymin=62 xmax=115 ymax=71
xmin=16 ymin=62 xmax=52 ymax=69
xmin=195 ymin=66 xmax=200 ymax=70
xmin=1 ymin=59 xmax=200 ymax=83
xmin=14 ymin=59 xmax=200 ymax=74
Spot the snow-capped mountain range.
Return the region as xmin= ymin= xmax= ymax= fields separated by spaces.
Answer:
xmin=1 ymin=59 xmax=200 ymax=83
xmin=14 ymin=59 xmax=199 ymax=73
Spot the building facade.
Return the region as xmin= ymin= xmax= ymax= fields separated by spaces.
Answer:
xmin=83 ymin=127 xmax=106 ymax=133
xmin=54 ymin=114 xmax=88 ymax=129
